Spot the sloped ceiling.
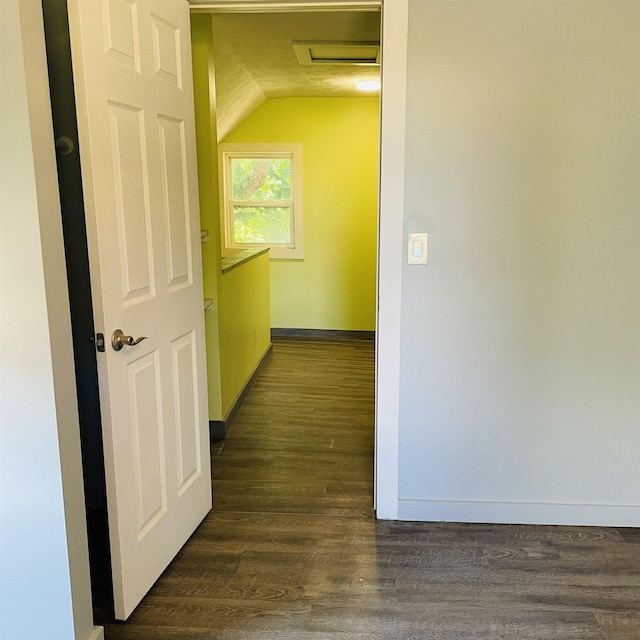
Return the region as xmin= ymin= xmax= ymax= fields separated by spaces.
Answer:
xmin=211 ymin=11 xmax=381 ymax=140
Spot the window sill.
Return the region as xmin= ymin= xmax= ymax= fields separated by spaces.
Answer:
xmin=221 ymin=247 xmax=270 ymax=274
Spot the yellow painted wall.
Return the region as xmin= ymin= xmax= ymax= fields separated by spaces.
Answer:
xmin=223 ymin=97 xmax=379 ymax=331
xmin=191 ymin=15 xmax=223 ymax=421
xmin=219 ymin=253 xmax=271 ymax=416
xmin=192 ymin=17 xmax=272 ymax=421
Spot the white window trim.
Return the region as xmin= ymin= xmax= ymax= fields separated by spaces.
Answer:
xmin=218 ymin=143 xmax=304 ymax=259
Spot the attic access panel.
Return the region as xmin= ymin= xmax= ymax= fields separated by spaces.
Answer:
xmin=292 ymin=41 xmax=380 ymax=66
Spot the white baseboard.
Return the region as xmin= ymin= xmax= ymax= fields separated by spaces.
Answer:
xmin=397 ymin=498 xmax=640 ymax=527
xmin=87 ymin=626 xmax=104 ymax=640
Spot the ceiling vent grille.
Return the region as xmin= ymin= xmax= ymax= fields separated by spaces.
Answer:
xmin=292 ymin=41 xmax=380 ymax=66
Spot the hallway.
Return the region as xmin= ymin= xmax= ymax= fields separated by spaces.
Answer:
xmin=103 ymin=338 xmax=639 ymax=640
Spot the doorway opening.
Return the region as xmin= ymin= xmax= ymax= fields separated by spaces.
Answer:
xmin=201 ymin=4 xmax=382 ymax=388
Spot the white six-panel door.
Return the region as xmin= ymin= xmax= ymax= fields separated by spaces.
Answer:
xmin=68 ymin=0 xmax=211 ymax=619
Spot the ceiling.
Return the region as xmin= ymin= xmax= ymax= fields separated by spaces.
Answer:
xmin=210 ymin=10 xmax=381 ymax=139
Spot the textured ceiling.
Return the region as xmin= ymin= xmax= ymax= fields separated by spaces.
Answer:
xmin=211 ymin=11 xmax=381 ymax=139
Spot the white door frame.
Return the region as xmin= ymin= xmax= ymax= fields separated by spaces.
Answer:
xmin=191 ymin=0 xmax=409 ymax=519
xmin=374 ymin=0 xmax=407 ymax=520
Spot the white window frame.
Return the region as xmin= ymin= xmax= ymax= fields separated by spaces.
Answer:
xmin=218 ymin=143 xmax=304 ymax=259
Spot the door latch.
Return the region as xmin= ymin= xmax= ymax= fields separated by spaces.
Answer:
xmin=92 ymin=332 xmax=105 ymax=352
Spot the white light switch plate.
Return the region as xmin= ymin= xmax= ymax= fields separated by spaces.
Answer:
xmin=408 ymin=233 xmax=428 ymax=264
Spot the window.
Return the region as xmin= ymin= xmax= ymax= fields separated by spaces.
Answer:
xmin=218 ymin=143 xmax=304 ymax=259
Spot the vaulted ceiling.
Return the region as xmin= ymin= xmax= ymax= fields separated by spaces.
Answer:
xmin=209 ymin=10 xmax=381 ymax=139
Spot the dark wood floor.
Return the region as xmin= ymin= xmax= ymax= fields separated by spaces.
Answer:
xmin=104 ymin=338 xmax=640 ymax=640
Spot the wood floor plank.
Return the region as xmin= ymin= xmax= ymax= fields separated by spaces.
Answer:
xmin=104 ymin=338 xmax=640 ymax=639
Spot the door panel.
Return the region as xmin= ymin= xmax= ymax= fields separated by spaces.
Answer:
xmin=151 ymin=13 xmax=182 ymax=87
xmin=128 ymin=350 xmax=167 ymax=535
xmin=172 ymin=331 xmax=200 ymax=491
xmin=68 ymin=0 xmax=211 ymax=619
xmin=158 ymin=116 xmax=192 ymax=288
xmin=108 ymin=103 xmax=154 ymax=300
xmin=104 ymin=0 xmax=141 ymax=72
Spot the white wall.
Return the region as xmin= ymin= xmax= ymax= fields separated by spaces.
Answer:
xmin=0 ymin=1 xmax=99 ymax=638
xmin=396 ymin=0 xmax=640 ymax=525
